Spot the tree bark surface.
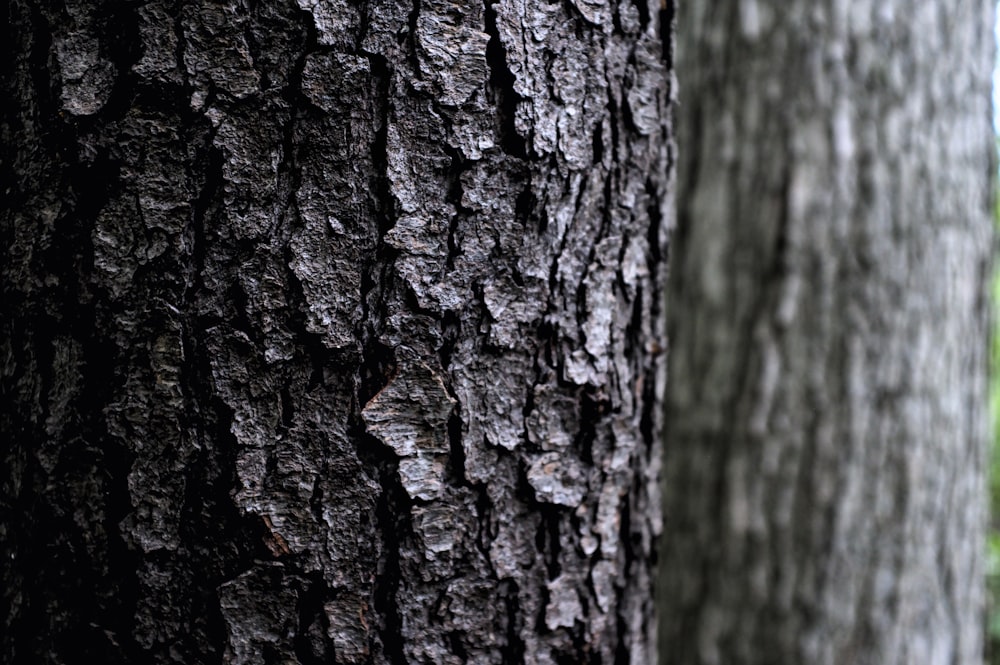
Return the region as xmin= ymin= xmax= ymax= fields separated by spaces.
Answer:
xmin=1 ymin=1 xmax=672 ymax=663
xmin=659 ymin=3 xmax=994 ymax=665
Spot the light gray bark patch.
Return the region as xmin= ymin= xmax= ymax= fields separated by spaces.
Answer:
xmin=527 ymin=451 xmax=588 ymax=506
xmin=415 ymin=0 xmax=491 ymax=107
xmin=625 ymin=40 xmax=667 ymax=136
xmin=525 ymin=382 xmax=579 ymax=451
xmin=453 ymin=350 xmax=533 ymax=455
xmin=482 ymin=278 xmax=545 ymax=348
xmin=590 ymin=559 xmax=616 ymax=613
xmin=546 ymin=573 xmax=584 ymax=630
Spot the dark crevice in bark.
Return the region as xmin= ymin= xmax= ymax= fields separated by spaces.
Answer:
xmin=443 ymin=147 xmax=469 ymax=273
xmin=359 ymin=51 xmax=397 ymax=360
xmin=767 ymin=165 xmax=792 ymax=282
xmin=514 ymin=179 xmax=537 ymax=238
xmin=294 ymin=573 xmax=336 ymax=664
xmin=605 ymin=91 xmax=622 ymax=170
xmin=613 ymin=602 xmax=630 ymax=665
xmin=615 ymin=494 xmax=638 ymax=665
xmin=85 ymin=2 xmax=142 ymax=128
xmin=658 ymin=4 xmax=674 ymax=67
xmin=618 ymin=73 xmax=640 ymax=136
xmin=484 ymin=0 xmax=528 ymax=159
xmin=188 ymin=142 xmax=224 ymax=322
xmin=500 ymin=579 xmax=526 ymax=665
xmin=577 ymin=387 xmax=606 ymax=466
xmin=644 ymin=178 xmax=664 ymax=267
xmin=636 ymin=298 xmax=660 ymax=457
xmin=405 ymin=0 xmax=423 ymax=79
xmin=447 ymin=409 xmax=468 ymax=485
xmin=184 ymin=329 xmax=265 ymax=645
xmin=370 ymin=447 xmax=412 ymax=665
xmin=23 ymin=3 xmax=67 ymax=161
xmin=448 ymin=630 xmax=471 ymax=662
xmin=534 ymin=502 xmax=564 ymax=580
xmin=366 ymin=52 xmax=394 ymax=238
xmin=592 ymin=122 xmax=604 ymax=164
xmin=438 ymin=308 xmax=461 ymax=369
xmin=171 ymin=0 xmax=189 ymax=88
xmin=227 ymin=280 xmax=263 ymax=344
xmin=635 ymin=0 xmax=651 ymax=31
xmin=472 ymin=477 xmax=496 ymax=559
xmin=560 ymin=1 xmax=588 ymax=37
xmin=359 ymin=340 xmax=397 ymax=406
xmin=279 ymin=386 xmax=295 ymax=430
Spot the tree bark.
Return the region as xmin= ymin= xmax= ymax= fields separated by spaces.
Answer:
xmin=659 ymin=2 xmax=994 ymax=664
xmin=2 ymin=0 xmax=672 ymax=663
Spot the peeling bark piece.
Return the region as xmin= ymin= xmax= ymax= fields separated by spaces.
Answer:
xmin=362 ymin=360 xmax=456 ymax=500
xmin=362 ymin=359 xmax=456 ymax=457
xmin=397 ymin=455 xmax=448 ymax=501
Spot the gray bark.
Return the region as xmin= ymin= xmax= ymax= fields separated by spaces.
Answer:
xmin=659 ymin=2 xmax=994 ymax=665
xmin=2 ymin=0 xmax=672 ymax=663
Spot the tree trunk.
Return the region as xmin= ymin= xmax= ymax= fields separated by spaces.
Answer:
xmin=659 ymin=2 xmax=994 ymax=664
xmin=1 ymin=1 xmax=672 ymax=663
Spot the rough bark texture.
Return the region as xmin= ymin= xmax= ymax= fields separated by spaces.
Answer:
xmin=1 ymin=0 xmax=672 ymax=663
xmin=659 ymin=2 xmax=994 ymax=665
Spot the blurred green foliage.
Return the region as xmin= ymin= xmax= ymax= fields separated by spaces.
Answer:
xmin=988 ymin=191 xmax=1000 ymax=664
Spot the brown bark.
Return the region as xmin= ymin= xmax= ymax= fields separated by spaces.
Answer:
xmin=1 ymin=0 xmax=672 ymax=663
xmin=658 ymin=2 xmax=995 ymax=664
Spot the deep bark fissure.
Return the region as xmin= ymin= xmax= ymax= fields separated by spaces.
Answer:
xmin=483 ymin=0 xmax=527 ymax=159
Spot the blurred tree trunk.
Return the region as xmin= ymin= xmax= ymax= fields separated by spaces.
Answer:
xmin=659 ymin=2 xmax=995 ymax=664
xmin=1 ymin=0 xmax=672 ymax=662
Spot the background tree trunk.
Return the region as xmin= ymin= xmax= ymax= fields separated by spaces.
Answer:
xmin=659 ymin=2 xmax=994 ymax=664
xmin=1 ymin=0 xmax=672 ymax=663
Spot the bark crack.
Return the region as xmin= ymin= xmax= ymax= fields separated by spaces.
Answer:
xmin=483 ymin=0 xmax=527 ymax=159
